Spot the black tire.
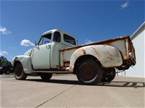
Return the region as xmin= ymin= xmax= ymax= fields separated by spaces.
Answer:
xmin=4 ymin=66 xmax=10 ymax=74
xmin=102 ymin=68 xmax=116 ymax=82
xmin=40 ymin=73 xmax=52 ymax=81
xmin=76 ymin=59 xmax=104 ymax=84
xmin=2 ymin=66 xmax=7 ymax=74
xmin=0 ymin=70 xmax=3 ymax=74
xmin=14 ymin=63 xmax=27 ymax=80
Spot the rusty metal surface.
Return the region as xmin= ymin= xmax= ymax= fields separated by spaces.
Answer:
xmin=61 ymin=36 xmax=133 ymax=60
xmin=60 ymin=36 xmax=136 ymax=72
xmin=69 ymin=45 xmax=123 ymax=72
xmin=60 ymin=48 xmax=77 ymax=69
xmin=60 ymin=36 xmax=129 ymax=51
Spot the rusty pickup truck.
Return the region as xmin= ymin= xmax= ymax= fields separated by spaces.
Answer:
xmin=12 ymin=29 xmax=136 ymax=84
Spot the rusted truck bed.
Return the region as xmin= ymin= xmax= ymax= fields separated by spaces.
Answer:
xmin=60 ymin=36 xmax=136 ymax=70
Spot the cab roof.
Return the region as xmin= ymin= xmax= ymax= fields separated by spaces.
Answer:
xmin=42 ymin=29 xmax=60 ymax=36
xmin=41 ymin=29 xmax=76 ymax=40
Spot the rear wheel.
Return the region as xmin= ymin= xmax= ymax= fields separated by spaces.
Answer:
xmin=14 ymin=63 xmax=27 ymax=80
xmin=102 ymin=68 xmax=116 ymax=82
xmin=76 ymin=58 xmax=104 ymax=84
xmin=40 ymin=73 xmax=52 ymax=81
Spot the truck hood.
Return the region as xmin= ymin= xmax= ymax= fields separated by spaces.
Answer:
xmin=12 ymin=49 xmax=32 ymax=61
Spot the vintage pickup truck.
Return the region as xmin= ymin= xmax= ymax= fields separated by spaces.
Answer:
xmin=12 ymin=29 xmax=136 ymax=84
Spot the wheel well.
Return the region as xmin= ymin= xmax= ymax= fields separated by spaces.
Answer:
xmin=14 ymin=61 xmax=22 ymax=69
xmin=73 ymin=55 xmax=102 ymax=74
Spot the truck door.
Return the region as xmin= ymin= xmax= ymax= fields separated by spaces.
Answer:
xmin=31 ymin=33 xmax=52 ymax=70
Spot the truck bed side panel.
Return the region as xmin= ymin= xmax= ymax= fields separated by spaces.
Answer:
xmin=60 ymin=36 xmax=134 ymax=69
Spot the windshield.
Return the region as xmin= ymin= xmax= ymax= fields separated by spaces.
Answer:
xmin=64 ymin=34 xmax=76 ymax=45
xmin=39 ymin=33 xmax=52 ymax=45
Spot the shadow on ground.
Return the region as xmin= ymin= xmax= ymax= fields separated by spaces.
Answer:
xmin=27 ymin=78 xmax=145 ymax=88
xmin=1 ymin=74 xmax=144 ymax=88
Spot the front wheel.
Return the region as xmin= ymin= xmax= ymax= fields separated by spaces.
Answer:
xmin=76 ymin=59 xmax=104 ymax=84
xmin=14 ymin=63 xmax=27 ymax=80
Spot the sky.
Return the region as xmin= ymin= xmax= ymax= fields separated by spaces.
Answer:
xmin=0 ymin=0 xmax=144 ymax=60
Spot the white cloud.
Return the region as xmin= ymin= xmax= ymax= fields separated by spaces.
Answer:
xmin=0 ymin=26 xmax=11 ymax=35
xmin=121 ymin=1 xmax=128 ymax=9
xmin=0 ymin=51 xmax=8 ymax=56
xmin=20 ymin=39 xmax=35 ymax=47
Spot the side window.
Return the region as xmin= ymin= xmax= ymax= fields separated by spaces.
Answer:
xmin=39 ymin=38 xmax=50 ymax=45
xmin=43 ymin=38 xmax=50 ymax=44
xmin=53 ymin=31 xmax=61 ymax=42
xmin=39 ymin=38 xmax=44 ymax=45
xmin=39 ymin=33 xmax=52 ymax=45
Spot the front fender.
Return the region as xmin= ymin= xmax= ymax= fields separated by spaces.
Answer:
xmin=12 ymin=55 xmax=32 ymax=74
xmin=70 ymin=45 xmax=123 ymax=72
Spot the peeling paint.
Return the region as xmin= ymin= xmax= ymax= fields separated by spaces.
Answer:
xmin=60 ymin=36 xmax=135 ymax=72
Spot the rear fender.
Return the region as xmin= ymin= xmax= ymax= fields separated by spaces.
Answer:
xmin=69 ymin=45 xmax=123 ymax=72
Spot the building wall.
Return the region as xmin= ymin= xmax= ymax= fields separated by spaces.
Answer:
xmin=124 ymin=29 xmax=145 ymax=78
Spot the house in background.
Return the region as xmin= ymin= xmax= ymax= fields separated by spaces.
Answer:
xmin=121 ymin=21 xmax=145 ymax=78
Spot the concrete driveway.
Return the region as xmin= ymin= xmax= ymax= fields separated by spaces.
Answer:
xmin=0 ymin=74 xmax=145 ymax=108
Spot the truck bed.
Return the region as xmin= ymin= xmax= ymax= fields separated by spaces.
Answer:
xmin=60 ymin=36 xmax=135 ymax=70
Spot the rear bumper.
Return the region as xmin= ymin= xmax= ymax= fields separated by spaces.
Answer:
xmin=117 ymin=57 xmax=136 ymax=70
xmin=118 ymin=38 xmax=136 ymax=70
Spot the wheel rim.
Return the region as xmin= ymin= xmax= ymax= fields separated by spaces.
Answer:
xmin=79 ymin=62 xmax=97 ymax=81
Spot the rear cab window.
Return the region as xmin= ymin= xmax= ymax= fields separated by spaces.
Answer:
xmin=53 ymin=31 xmax=61 ymax=42
xmin=63 ymin=34 xmax=76 ymax=45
